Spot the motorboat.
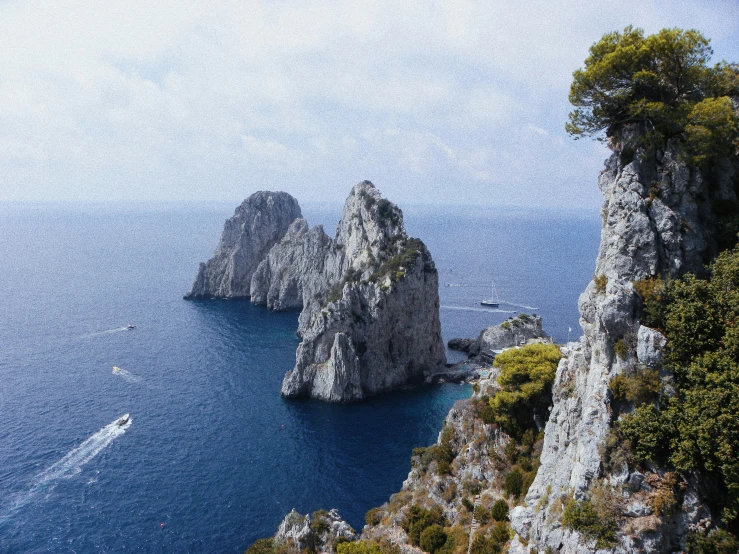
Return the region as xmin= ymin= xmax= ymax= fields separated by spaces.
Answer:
xmin=117 ymin=414 xmax=130 ymax=427
xmin=125 ymin=324 xmax=136 ymax=330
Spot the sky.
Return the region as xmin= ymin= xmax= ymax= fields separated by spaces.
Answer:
xmin=1 ymin=1 xmax=738 ymax=209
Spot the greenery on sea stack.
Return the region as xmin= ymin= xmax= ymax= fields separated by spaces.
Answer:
xmin=566 ymin=26 xmax=739 ymax=166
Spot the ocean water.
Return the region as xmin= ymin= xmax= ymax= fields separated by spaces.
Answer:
xmin=0 ymin=202 xmax=599 ymax=553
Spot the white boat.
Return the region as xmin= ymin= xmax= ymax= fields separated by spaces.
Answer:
xmin=125 ymin=324 xmax=136 ymax=330
xmin=117 ymin=413 xmax=130 ymax=427
xmin=480 ymin=280 xmax=500 ymax=307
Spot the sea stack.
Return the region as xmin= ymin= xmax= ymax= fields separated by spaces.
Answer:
xmin=185 ymin=181 xmax=446 ymax=402
xmin=184 ymin=191 xmax=302 ymax=299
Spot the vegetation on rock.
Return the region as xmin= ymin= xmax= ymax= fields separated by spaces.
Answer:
xmin=566 ymin=26 xmax=739 ymax=166
xmin=486 ymin=343 xmax=562 ymax=438
xmin=617 ymin=246 xmax=739 ymax=528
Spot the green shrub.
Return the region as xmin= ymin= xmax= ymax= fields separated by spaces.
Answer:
xmin=337 ymin=541 xmax=384 ymax=554
xmin=469 ymin=534 xmax=500 ymax=554
xmin=488 ymin=343 xmax=562 ymax=438
xmin=461 ymin=497 xmax=474 ymax=512
xmin=504 ymin=468 xmax=523 ymax=498
xmin=473 ymin=505 xmax=490 ymax=524
xmin=634 ymin=276 xmax=666 ymax=328
xmin=609 ymin=368 xmax=661 ymax=405
xmin=687 ymin=529 xmax=739 ymax=553
xmin=412 ymin=446 xmax=435 ymax=472
xmin=401 ymin=505 xmax=446 ymax=546
xmin=618 ymin=247 xmax=739 ymax=524
xmin=419 ymin=524 xmax=447 ymax=554
xmin=613 ymin=338 xmax=628 ymax=359
xmin=562 ymin=498 xmax=616 ymax=549
xmin=365 ymin=507 xmax=383 ymax=526
xmin=489 ymin=522 xmax=511 ymax=547
xmin=311 ymin=510 xmax=330 ymax=534
xmin=478 ymin=404 xmax=496 ymax=425
xmin=491 ymin=499 xmax=509 ymax=522
xmin=599 ymin=427 xmax=634 ymax=474
xmin=433 ymin=426 xmax=457 ymax=475
xmin=245 ymin=538 xmax=275 ymax=554
xmin=594 ymin=274 xmax=607 ymax=293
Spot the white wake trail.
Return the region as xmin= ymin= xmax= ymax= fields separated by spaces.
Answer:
xmin=36 ymin=417 xmax=132 ymax=484
xmin=112 ymin=366 xmax=141 ymax=383
xmin=440 ymin=305 xmax=517 ymax=314
xmin=0 ymin=416 xmax=132 ymax=521
xmin=79 ymin=326 xmax=131 ymax=339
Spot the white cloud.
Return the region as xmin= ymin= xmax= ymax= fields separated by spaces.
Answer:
xmin=0 ymin=0 xmax=737 ymax=206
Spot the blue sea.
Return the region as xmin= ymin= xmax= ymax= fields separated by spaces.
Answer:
xmin=0 ymin=201 xmax=599 ymax=553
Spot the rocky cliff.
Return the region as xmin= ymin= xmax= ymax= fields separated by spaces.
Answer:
xmin=185 ymin=191 xmax=302 ymax=299
xmin=186 ymin=181 xmax=446 ymax=402
xmin=252 ymin=124 xmax=738 ymax=553
xmin=448 ymin=314 xmax=549 ymax=358
xmin=508 ymin=125 xmax=738 ymax=553
xmin=275 ymin=182 xmax=446 ymax=401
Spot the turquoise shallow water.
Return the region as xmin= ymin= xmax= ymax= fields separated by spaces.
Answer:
xmin=0 ymin=202 xmax=599 ymax=553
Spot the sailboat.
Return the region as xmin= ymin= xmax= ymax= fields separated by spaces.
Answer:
xmin=480 ymin=280 xmax=500 ymax=307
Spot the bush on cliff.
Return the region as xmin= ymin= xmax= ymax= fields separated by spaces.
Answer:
xmin=487 ymin=343 xmax=562 ymax=438
xmin=618 ymin=246 xmax=739 ymax=527
xmin=401 ymin=505 xmax=446 ymax=546
xmin=419 ymin=524 xmax=448 ymax=554
xmin=491 ymin=499 xmax=509 ymax=522
xmin=566 ymin=26 xmax=739 ymax=166
xmin=337 ymin=541 xmax=385 ymax=554
xmin=245 ymin=538 xmax=277 ymax=554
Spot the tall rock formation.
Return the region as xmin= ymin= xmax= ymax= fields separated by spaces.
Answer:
xmin=185 ymin=191 xmax=302 ymax=299
xmin=509 ymin=124 xmax=739 ymax=553
xmin=185 ymin=181 xmax=446 ymax=402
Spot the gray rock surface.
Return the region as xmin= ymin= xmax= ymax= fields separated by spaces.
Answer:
xmin=185 ymin=191 xmax=301 ymax=299
xmin=280 ymin=181 xmax=446 ymax=401
xmin=448 ymin=314 xmax=549 ymax=360
xmin=636 ymin=325 xmax=667 ymax=368
xmin=274 ymin=508 xmax=356 ymax=554
xmin=509 ymin=124 xmax=735 ymax=552
xmin=186 ymin=181 xmax=445 ymax=402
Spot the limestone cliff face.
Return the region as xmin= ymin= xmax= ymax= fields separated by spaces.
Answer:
xmin=279 ymin=181 xmax=446 ymax=401
xmin=509 ymin=126 xmax=739 ymax=553
xmin=185 ymin=191 xmax=302 ymax=299
xmin=186 ymin=181 xmax=446 ymax=402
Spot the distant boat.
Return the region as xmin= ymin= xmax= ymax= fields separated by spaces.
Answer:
xmin=116 ymin=413 xmax=130 ymax=427
xmin=125 ymin=324 xmax=136 ymax=330
xmin=480 ymin=280 xmax=500 ymax=307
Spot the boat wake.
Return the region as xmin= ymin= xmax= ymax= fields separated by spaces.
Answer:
xmin=0 ymin=415 xmax=132 ymax=522
xmin=499 ymin=302 xmax=539 ymax=311
xmin=112 ymin=366 xmax=141 ymax=383
xmin=441 ymin=305 xmax=517 ymax=314
xmin=79 ymin=326 xmax=133 ymax=339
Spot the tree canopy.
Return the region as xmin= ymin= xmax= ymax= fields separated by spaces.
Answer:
xmin=566 ymin=26 xmax=739 ymax=164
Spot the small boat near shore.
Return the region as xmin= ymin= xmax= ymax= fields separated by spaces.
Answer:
xmin=480 ymin=280 xmax=500 ymax=307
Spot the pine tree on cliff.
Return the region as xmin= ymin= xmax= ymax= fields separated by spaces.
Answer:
xmin=566 ymin=26 xmax=739 ymax=167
